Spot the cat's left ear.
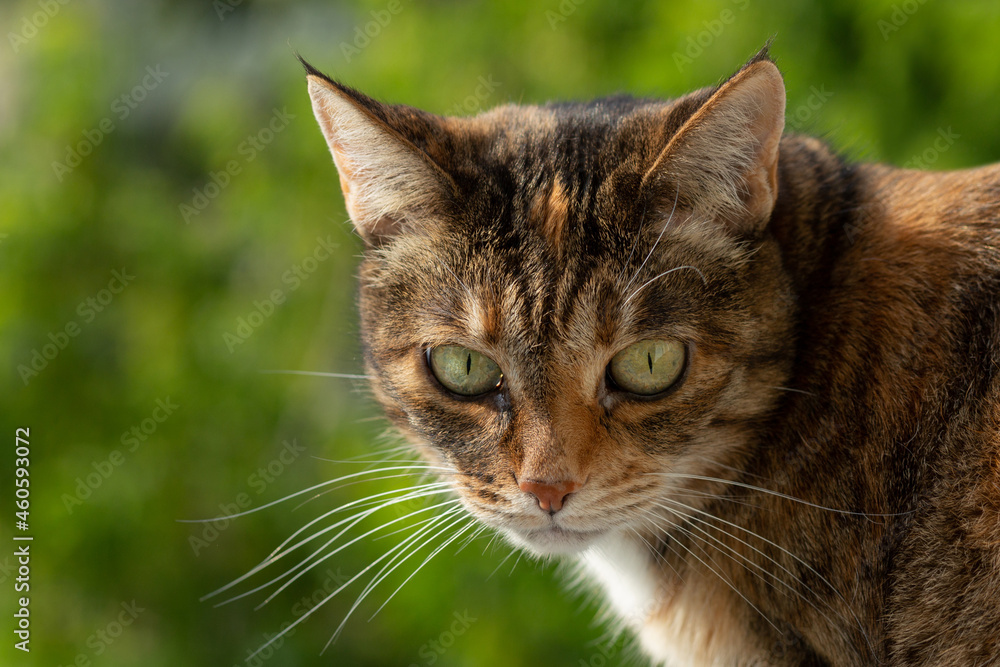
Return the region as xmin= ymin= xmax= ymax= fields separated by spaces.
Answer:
xmin=645 ymin=51 xmax=785 ymax=233
xmin=305 ymin=65 xmax=458 ymax=245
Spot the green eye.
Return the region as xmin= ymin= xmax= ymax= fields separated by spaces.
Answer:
xmin=428 ymin=345 xmax=503 ymax=396
xmin=608 ymin=339 xmax=686 ymax=396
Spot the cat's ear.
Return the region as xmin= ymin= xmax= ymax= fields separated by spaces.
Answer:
xmin=305 ymin=66 xmax=457 ymax=244
xmin=645 ymin=51 xmax=785 ymax=233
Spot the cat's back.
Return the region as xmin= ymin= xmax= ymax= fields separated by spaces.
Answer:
xmin=864 ymin=160 xmax=1000 ymax=236
xmin=769 ymin=141 xmax=1000 ymax=664
xmin=845 ymin=159 xmax=1000 ymax=665
xmin=850 ymin=160 xmax=1000 ymax=352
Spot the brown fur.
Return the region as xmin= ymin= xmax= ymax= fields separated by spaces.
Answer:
xmin=304 ymin=49 xmax=1000 ymax=666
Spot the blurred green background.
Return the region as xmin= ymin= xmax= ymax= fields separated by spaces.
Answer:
xmin=2 ymin=0 xmax=1000 ymax=665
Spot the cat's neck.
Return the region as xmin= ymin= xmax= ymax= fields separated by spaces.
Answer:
xmin=770 ymin=137 xmax=996 ymax=430
xmin=769 ymin=135 xmax=865 ymax=294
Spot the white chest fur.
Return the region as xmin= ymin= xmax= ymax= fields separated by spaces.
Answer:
xmin=580 ymin=532 xmax=750 ymax=667
xmin=581 ymin=533 xmax=661 ymax=628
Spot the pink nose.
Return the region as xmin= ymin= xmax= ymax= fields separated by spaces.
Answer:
xmin=519 ymin=479 xmax=583 ymax=514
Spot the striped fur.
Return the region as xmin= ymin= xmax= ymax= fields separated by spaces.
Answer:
xmin=305 ymin=50 xmax=1000 ymax=666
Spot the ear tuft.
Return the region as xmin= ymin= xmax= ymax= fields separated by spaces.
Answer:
xmin=295 ymin=53 xmax=331 ymax=81
xmin=306 ymin=70 xmax=457 ymax=244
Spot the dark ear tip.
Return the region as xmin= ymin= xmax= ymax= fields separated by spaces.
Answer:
xmin=295 ymin=53 xmax=334 ymax=83
xmin=750 ymin=36 xmax=778 ymax=66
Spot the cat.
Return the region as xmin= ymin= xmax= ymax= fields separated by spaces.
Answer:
xmin=300 ymin=47 xmax=1000 ymax=666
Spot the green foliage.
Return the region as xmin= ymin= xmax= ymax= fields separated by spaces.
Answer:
xmin=2 ymin=0 xmax=999 ymax=664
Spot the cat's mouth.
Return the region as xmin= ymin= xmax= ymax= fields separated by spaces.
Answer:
xmin=460 ymin=485 xmax=622 ymax=555
xmin=508 ymin=524 xmax=605 ymax=556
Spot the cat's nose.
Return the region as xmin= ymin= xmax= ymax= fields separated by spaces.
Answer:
xmin=519 ymin=479 xmax=583 ymax=514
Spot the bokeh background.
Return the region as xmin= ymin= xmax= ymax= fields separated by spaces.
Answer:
xmin=2 ymin=0 xmax=1000 ymax=665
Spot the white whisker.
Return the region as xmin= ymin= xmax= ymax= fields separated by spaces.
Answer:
xmin=623 ymin=187 xmax=680 ymax=292
xmin=249 ymin=497 xmax=463 ymax=606
xmin=244 ymin=508 xmax=465 ymax=661
xmin=487 ymin=544 xmax=521 ymax=580
xmin=204 ymin=492 xmax=456 ymax=604
xmin=258 ymin=369 xmax=372 ymax=380
xmin=648 ymin=472 xmax=907 ymax=517
xmin=657 ymin=501 xmax=805 ymax=595
xmin=508 ymin=550 xmax=525 ymax=576
xmin=652 ymin=496 xmax=876 ymax=659
xmin=627 ymin=524 xmax=685 ymax=580
xmin=344 ymin=509 xmax=468 ymax=615
xmin=312 ymin=458 xmax=444 ymax=467
xmin=648 ymin=507 xmax=780 ymax=596
xmin=623 ymin=265 xmax=708 ymax=307
xmin=182 ymin=465 xmax=451 ymax=525
xmin=638 ymin=513 xmax=782 ymax=635
xmin=323 ymin=513 xmax=476 ymax=651
xmin=359 ymin=518 xmax=480 ymax=626
xmin=288 ymin=472 xmax=451 ymax=512
xmin=279 ymin=483 xmax=454 ymax=555
xmin=252 ymin=501 xmax=466 ymax=609
xmin=768 ymin=385 xmax=817 ymax=397
xmin=669 ymin=503 xmax=856 ymax=652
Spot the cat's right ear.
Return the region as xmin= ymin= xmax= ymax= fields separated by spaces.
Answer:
xmin=305 ymin=66 xmax=457 ymax=244
xmin=643 ymin=49 xmax=785 ymax=235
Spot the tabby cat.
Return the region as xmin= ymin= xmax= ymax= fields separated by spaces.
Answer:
xmin=302 ymin=48 xmax=1000 ymax=665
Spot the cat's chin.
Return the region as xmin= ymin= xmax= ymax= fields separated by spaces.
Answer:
xmin=504 ymin=526 xmax=604 ymax=556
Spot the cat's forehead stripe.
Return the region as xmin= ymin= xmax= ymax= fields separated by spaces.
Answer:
xmin=529 ymin=178 xmax=571 ymax=249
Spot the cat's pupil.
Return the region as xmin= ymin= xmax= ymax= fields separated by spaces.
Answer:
xmin=466 ymin=354 xmax=471 ymax=375
xmin=648 ymin=352 xmax=653 ymax=374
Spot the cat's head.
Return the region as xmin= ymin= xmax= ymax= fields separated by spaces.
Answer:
xmin=305 ymin=51 xmax=796 ymax=556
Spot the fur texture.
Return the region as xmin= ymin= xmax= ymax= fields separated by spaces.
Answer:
xmin=305 ymin=49 xmax=1000 ymax=666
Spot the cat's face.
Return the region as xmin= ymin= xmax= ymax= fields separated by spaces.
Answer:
xmin=306 ymin=54 xmax=795 ymax=556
